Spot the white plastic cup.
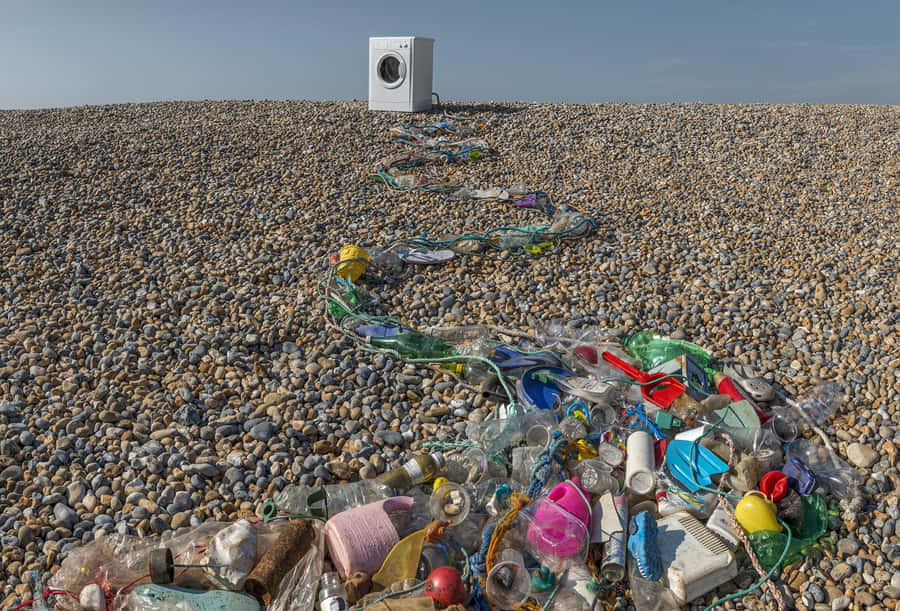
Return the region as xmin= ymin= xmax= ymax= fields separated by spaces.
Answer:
xmin=625 ymin=431 xmax=657 ymax=495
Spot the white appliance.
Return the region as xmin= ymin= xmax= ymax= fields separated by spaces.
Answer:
xmin=656 ymin=512 xmax=738 ymax=604
xmin=368 ymin=36 xmax=434 ymax=112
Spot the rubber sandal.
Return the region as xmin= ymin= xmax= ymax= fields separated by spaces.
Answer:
xmin=628 ymin=510 xmax=663 ymax=581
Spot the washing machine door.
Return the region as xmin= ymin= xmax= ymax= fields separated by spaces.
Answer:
xmin=375 ymin=51 xmax=407 ymax=89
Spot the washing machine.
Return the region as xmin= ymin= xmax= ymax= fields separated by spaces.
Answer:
xmin=369 ymin=36 xmax=434 ymax=112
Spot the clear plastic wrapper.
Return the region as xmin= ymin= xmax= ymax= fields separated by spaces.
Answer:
xmin=531 ymin=321 xmax=634 ymax=368
xmin=121 ymin=585 xmax=260 ymax=610
xmin=465 ymin=408 xmax=525 ymax=455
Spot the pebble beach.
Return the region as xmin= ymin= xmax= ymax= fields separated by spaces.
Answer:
xmin=1 ymin=100 xmax=900 ymax=609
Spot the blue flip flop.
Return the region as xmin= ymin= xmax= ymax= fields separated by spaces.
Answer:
xmin=628 ymin=510 xmax=663 ymax=581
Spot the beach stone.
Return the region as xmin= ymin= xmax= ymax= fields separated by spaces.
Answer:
xmin=847 ymin=443 xmax=878 ymax=469
xmin=182 ymin=463 xmax=221 ymax=478
xmin=830 ymin=563 xmax=853 ymax=581
xmin=0 ymin=466 xmax=24 ymax=482
xmin=249 ymin=422 xmax=276 ymax=442
xmin=52 ymin=504 xmax=78 ymax=528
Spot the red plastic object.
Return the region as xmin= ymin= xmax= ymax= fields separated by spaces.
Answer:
xmin=424 ymin=566 xmax=466 ymax=608
xmin=715 ymin=374 xmax=772 ymax=425
xmin=760 ymin=471 xmax=789 ymax=502
xmin=574 ymin=345 xmax=598 ymax=365
xmin=601 ymin=351 xmax=685 ymax=408
xmin=654 ymin=438 xmax=668 ymax=466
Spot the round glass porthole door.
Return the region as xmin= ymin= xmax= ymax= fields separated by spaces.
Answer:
xmin=377 ymin=53 xmax=406 ymax=89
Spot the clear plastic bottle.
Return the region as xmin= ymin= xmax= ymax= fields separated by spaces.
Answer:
xmin=319 ymin=572 xmax=349 ymax=611
xmin=274 ymin=479 xmax=396 ymax=517
xmin=455 ymin=338 xmax=496 ymax=358
xmin=511 ymin=446 xmax=545 ymax=485
xmin=364 ymin=246 xmax=403 ymax=273
xmin=595 ymin=441 xmax=625 ymax=468
xmin=377 ymin=453 xmax=446 ymax=490
xmin=627 ymin=557 xmax=680 ymax=611
xmin=785 ymin=438 xmax=862 ymax=498
xmin=784 ymin=382 xmax=842 ymax=429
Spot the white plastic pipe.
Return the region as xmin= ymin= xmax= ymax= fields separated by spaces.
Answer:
xmin=625 ymin=430 xmax=657 ymax=495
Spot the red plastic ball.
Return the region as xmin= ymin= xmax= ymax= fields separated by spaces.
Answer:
xmin=574 ymin=345 xmax=598 ymax=365
xmin=424 ymin=566 xmax=466 ymax=608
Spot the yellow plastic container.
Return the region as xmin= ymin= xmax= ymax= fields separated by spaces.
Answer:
xmin=734 ymin=491 xmax=782 ymax=535
xmin=336 ymin=245 xmax=369 ymax=282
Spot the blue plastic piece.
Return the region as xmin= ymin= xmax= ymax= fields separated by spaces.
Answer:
xmin=355 ymin=323 xmax=410 ymax=338
xmin=782 ymin=456 xmax=817 ymax=494
xmin=666 ymin=440 xmax=730 ymax=493
xmin=520 ymin=366 xmax=575 ymax=410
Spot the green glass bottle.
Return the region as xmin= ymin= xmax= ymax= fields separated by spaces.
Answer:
xmin=367 ymin=332 xmax=457 ymax=360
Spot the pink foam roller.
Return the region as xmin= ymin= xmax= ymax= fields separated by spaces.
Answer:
xmin=324 ymin=496 xmax=413 ymax=578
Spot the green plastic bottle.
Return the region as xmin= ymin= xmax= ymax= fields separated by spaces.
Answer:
xmin=368 ymin=332 xmax=457 ymax=360
xmin=623 ymin=331 xmax=717 ymax=376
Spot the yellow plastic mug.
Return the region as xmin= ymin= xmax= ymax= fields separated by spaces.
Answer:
xmin=734 ymin=490 xmax=782 ymax=534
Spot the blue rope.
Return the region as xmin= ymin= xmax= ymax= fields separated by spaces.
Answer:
xmin=470 ymin=579 xmax=491 ymax=611
xmin=494 ymin=484 xmax=511 ymax=509
xmin=468 ymin=523 xmax=496 ymax=579
xmin=625 ymin=403 xmax=666 ymax=439
xmin=527 ymin=431 xmax=568 ymax=500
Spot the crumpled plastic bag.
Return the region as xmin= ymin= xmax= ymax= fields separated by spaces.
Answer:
xmin=204 ymin=519 xmax=257 ymax=590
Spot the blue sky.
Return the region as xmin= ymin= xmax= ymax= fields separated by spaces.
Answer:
xmin=2 ymin=0 xmax=899 ymax=109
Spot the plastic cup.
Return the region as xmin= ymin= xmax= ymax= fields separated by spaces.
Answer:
xmin=525 ymin=424 xmax=552 ymax=447
xmin=443 ymin=447 xmax=489 ymax=484
xmin=485 ymin=549 xmax=531 ymax=610
xmin=428 ymin=482 xmax=471 ymax=525
xmin=766 ymin=412 xmax=798 ymax=443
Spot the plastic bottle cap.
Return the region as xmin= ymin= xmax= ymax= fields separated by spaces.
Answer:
xmin=432 ymin=477 xmax=449 ymax=491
